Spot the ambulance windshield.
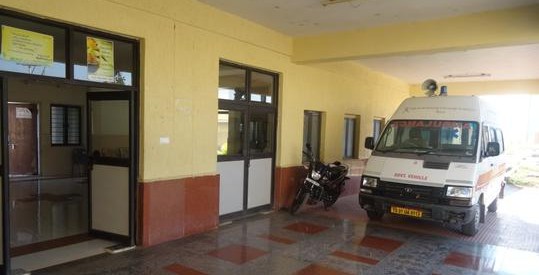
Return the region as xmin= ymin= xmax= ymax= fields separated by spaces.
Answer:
xmin=375 ymin=120 xmax=479 ymax=157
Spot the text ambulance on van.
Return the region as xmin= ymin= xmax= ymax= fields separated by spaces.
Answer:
xmin=359 ymin=96 xmax=506 ymax=236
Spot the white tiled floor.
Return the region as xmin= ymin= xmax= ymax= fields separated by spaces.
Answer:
xmin=11 ymin=239 xmax=117 ymax=272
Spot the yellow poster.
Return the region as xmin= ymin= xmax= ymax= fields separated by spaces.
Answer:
xmin=1 ymin=25 xmax=54 ymax=66
xmin=87 ymin=36 xmax=114 ymax=82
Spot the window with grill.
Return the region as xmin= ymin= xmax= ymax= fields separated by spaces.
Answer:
xmin=51 ymin=105 xmax=81 ymax=145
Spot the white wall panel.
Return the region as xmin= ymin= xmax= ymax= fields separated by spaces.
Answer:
xmin=217 ymin=161 xmax=244 ymax=215
xmin=247 ymin=158 xmax=272 ymax=209
xmin=91 ymin=165 xmax=129 ymax=236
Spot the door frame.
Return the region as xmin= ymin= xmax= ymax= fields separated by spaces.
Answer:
xmin=87 ymin=91 xmax=137 ymax=246
xmin=1 ymin=77 xmax=11 ymax=274
xmin=217 ymin=105 xmax=277 ymax=221
xmin=7 ymin=102 xmax=40 ymax=176
xmin=0 ymin=8 xmax=140 ymax=272
xmin=217 ymin=61 xmax=279 ymax=220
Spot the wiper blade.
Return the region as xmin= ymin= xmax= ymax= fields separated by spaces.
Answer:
xmin=397 ymin=146 xmax=435 ymax=155
xmin=416 ymin=149 xmax=436 ymax=155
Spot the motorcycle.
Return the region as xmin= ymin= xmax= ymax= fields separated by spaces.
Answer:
xmin=289 ymin=143 xmax=350 ymax=214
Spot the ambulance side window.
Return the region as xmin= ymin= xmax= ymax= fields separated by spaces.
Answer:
xmin=481 ymin=126 xmax=490 ymax=157
xmin=495 ymin=128 xmax=504 ymax=153
xmin=489 ymin=128 xmax=497 ymax=143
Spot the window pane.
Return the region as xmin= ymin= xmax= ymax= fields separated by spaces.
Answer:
xmin=496 ymin=129 xmax=504 ymax=152
xmin=51 ymin=106 xmax=65 ymax=144
xmin=51 ymin=105 xmax=81 ymax=146
xmin=250 ymin=71 xmax=274 ymax=104
xmin=73 ymin=31 xmax=134 ymax=86
xmin=373 ymin=119 xmax=383 ymax=142
xmin=219 ymin=64 xmax=246 ymax=101
xmin=0 ymin=15 xmax=66 ymax=78
xmin=217 ymin=109 xmax=244 ymax=156
xmin=249 ymin=112 xmax=274 ymax=154
xmin=90 ymin=100 xmax=129 ymax=158
xmin=67 ymin=107 xmax=81 ymax=145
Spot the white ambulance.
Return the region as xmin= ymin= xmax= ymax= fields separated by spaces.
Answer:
xmin=359 ymin=96 xmax=506 ymax=236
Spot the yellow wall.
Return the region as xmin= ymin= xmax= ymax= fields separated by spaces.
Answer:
xmin=410 ymin=79 xmax=539 ymax=96
xmin=0 ymin=0 xmax=409 ymax=181
xmin=279 ymin=61 xmax=408 ymax=165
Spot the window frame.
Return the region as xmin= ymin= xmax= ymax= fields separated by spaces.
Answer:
xmin=218 ymin=60 xmax=278 ymax=107
xmin=217 ymin=60 xmax=278 ymax=162
xmin=0 ymin=8 xmax=140 ymax=90
xmin=0 ymin=14 xmax=67 ymax=78
xmin=50 ymin=104 xmax=82 ymax=146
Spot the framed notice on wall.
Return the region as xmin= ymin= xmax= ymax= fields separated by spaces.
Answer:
xmin=87 ymin=36 xmax=114 ymax=82
xmin=1 ymin=25 xmax=54 ymax=66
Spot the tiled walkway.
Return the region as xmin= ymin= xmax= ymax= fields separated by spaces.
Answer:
xmin=35 ymin=185 xmax=539 ymax=275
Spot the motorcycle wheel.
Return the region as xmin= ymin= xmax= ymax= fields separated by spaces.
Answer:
xmin=290 ymin=186 xmax=308 ymax=215
xmin=323 ymin=182 xmax=344 ymax=209
xmin=323 ymin=191 xmax=340 ymax=209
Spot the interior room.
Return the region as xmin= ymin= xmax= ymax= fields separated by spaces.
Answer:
xmin=7 ymin=78 xmax=131 ymax=271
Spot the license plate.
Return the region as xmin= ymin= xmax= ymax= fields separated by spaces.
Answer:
xmin=390 ymin=206 xmax=423 ymax=218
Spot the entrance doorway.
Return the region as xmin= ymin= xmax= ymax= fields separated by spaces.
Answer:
xmin=87 ymin=92 xmax=133 ymax=242
xmin=0 ymin=10 xmax=140 ymax=272
xmin=216 ymin=62 xmax=278 ymax=219
xmin=7 ymin=103 xmax=38 ymax=176
xmin=8 ymin=80 xmax=90 ymax=256
xmin=4 ymin=80 xmax=136 ymax=272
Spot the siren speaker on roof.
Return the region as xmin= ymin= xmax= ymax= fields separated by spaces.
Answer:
xmin=421 ymin=79 xmax=438 ymax=96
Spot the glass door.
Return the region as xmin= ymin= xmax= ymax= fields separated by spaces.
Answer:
xmin=247 ymin=110 xmax=274 ymax=209
xmin=217 ymin=62 xmax=277 ymax=218
xmin=87 ymin=92 xmax=134 ymax=245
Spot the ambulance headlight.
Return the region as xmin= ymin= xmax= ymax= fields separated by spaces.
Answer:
xmin=361 ymin=177 xmax=378 ymax=188
xmin=446 ymin=186 xmax=473 ymax=199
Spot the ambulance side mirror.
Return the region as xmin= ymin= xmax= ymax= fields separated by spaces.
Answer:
xmin=486 ymin=142 xmax=500 ymax=157
xmin=365 ymin=137 xmax=375 ymax=150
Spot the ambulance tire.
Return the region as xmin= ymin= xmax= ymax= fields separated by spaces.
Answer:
xmin=487 ymin=198 xmax=498 ymax=213
xmin=462 ymin=208 xmax=479 ymax=236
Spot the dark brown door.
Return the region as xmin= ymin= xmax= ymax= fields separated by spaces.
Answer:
xmin=8 ymin=103 xmax=38 ymax=175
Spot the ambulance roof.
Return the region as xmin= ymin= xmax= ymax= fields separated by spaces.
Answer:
xmin=390 ymin=96 xmax=495 ymax=123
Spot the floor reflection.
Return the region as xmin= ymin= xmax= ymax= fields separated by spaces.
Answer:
xmin=33 ymin=184 xmax=539 ymax=274
xmin=10 ymin=176 xmax=88 ymax=248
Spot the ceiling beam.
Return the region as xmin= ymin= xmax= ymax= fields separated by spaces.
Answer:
xmin=292 ymin=4 xmax=539 ymax=63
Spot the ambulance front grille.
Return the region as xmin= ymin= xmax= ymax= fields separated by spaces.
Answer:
xmin=423 ymin=161 xmax=450 ymax=170
xmin=377 ymin=181 xmax=446 ymax=204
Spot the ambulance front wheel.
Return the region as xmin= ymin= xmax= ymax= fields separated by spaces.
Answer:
xmin=461 ymin=208 xmax=479 ymax=236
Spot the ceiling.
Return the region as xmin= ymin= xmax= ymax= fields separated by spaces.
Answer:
xmin=359 ymin=44 xmax=539 ymax=84
xmin=199 ymin=0 xmax=539 ymax=84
